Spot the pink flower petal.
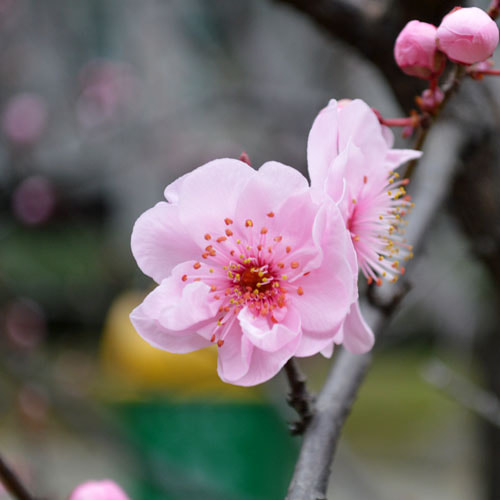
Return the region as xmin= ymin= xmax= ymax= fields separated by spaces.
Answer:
xmin=164 ymin=172 xmax=189 ymax=204
xmin=385 ymin=149 xmax=422 ymax=171
xmin=220 ymin=329 xmax=301 ymax=387
xmin=259 ymin=161 xmax=309 ymax=194
xmin=217 ymin=325 xmax=253 ymax=382
xmin=307 ymin=99 xmax=339 ymax=187
xmin=177 ymin=158 xmax=255 ymax=246
xmin=130 ymin=265 xmax=220 ymax=352
xmin=233 ymin=161 xmax=309 ymax=234
xmin=294 ymin=324 xmax=342 ymax=357
xmin=337 ymin=100 xmax=387 ymax=165
xmin=239 ymin=305 xmax=301 ymax=352
xmin=131 ymin=202 xmax=200 ymax=283
xmin=291 ymin=201 xmax=357 ymax=333
xmin=342 ymin=302 xmax=375 ymax=354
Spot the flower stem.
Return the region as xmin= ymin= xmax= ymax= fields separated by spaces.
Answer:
xmin=404 ymin=64 xmax=466 ymax=179
xmin=475 ymin=68 xmax=500 ymax=76
xmin=379 ymin=116 xmax=416 ymax=127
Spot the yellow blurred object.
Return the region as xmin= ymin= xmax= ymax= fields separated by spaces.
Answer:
xmin=100 ymin=291 xmax=261 ymax=401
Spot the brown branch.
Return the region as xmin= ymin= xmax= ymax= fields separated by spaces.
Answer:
xmin=273 ymin=0 xmax=458 ymax=109
xmin=284 ymin=358 xmax=315 ymax=435
xmin=0 ymin=454 xmax=36 ymax=500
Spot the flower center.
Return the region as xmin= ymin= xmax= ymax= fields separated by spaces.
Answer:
xmin=239 ymin=267 xmax=272 ymax=293
xmin=349 ymin=172 xmax=414 ymax=286
xmin=181 ymin=214 xmax=307 ymax=347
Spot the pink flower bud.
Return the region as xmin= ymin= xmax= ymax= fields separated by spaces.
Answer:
xmin=436 ymin=7 xmax=499 ymax=65
xmin=68 ymin=480 xmax=131 ymax=500
xmin=394 ymin=20 xmax=444 ymax=79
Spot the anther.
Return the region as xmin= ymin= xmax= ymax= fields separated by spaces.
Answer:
xmin=290 ymin=262 xmax=299 ymax=269
xmin=204 ymin=234 xmax=211 ymax=240
xmin=225 ymin=229 xmax=233 ymax=236
xmin=286 ymin=246 xmax=291 ymax=253
xmin=182 ymin=274 xmax=188 ymax=282
xmin=224 ymin=218 xmax=233 ymax=225
xmin=297 ymin=287 xmax=304 ymax=296
xmin=245 ymin=219 xmax=254 ymax=227
xmin=217 ymin=236 xmax=227 ymax=243
xmin=267 ymin=212 xmax=275 ymax=218
xmin=193 ymin=262 xmax=201 ymax=269
xmin=260 ymin=227 xmax=268 ymax=234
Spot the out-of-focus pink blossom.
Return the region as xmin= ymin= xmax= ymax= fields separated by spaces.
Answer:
xmin=0 ymin=0 xmax=15 ymax=17
xmin=394 ymin=20 xmax=444 ymax=79
xmin=436 ymin=7 xmax=499 ymax=65
xmin=18 ymin=383 xmax=49 ymax=426
xmin=12 ymin=176 xmax=56 ymax=225
xmin=3 ymin=298 xmax=46 ymax=349
xmin=130 ymin=159 xmax=365 ymax=386
xmin=76 ymin=60 xmax=137 ymax=128
xmin=308 ymin=99 xmax=421 ymax=285
xmin=68 ymin=480 xmax=131 ymax=500
xmin=2 ymin=93 xmax=47 ymax=145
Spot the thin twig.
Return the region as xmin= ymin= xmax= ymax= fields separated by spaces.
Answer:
xmin=422 ymin=359 xmax=500 ymax=428
xmin=404 ymin=64 xmax=466 ymax=179
xmin=0 ymin=454 xmax=36 ymax=500
xmin=284 ymin=358 xmax=315 ymax=435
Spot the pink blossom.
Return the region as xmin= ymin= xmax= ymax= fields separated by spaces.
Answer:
xmin=308 ymin=99 xmax=421 ymax=286
xmin=2 ymin=93 xmax=47 ymax=145
xmin=394 ymin=20 xmax=444 ymax=79
xmin=436 ymin=7 xmax=499 ymax=65
xmin=130 ymin=159 xmax=365 ymax=386
xmin=76 ymin=60 xmax=137 ymax=128
xmin=68 ymin=480 xmax=130 ymax=500
xmin=12 ymin=176 xmax=55 ymax=225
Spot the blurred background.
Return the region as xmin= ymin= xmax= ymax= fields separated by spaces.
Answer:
xmin=0 ymin=0 xmax=499 ymax=499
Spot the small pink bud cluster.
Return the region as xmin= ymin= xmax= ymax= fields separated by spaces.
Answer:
xmin=394 ymin=7 xmax=499 ymax=78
